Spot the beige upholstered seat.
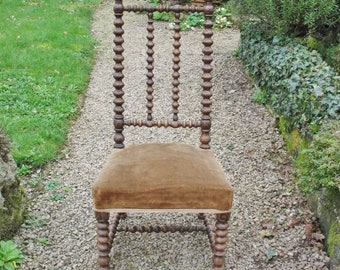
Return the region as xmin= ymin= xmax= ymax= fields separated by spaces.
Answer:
xmin=92 ymin=0 xmax=234 ymax=268
xmin=93 ymin=143 xmax=233 ymax=212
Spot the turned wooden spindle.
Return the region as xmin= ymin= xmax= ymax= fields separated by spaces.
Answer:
xmin=95 ymin=212 xmax=111 ymax=270
xmin=116 ymin=224 xmax=206 ymax=233
xmin=113 ymin=0 xmax=125 ymax=149
xmin=200 ymin=0 xmax=214 ymax=149
xmin=213 ymin=213 xmax=230 ymax=269
xmin=172 ymin=12 xmax=181 ymax=121
xmin=146 ymin=12 xmax=155 ymax=121
xmin=108 ymin=213 xmax=121 ymax=246
xmin=200 ymin=213 xmax=215 ymax=251
xmin=124 ymin=119 xmax=201 ymax=128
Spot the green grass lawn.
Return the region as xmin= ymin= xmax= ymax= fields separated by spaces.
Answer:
xmin=0 ymin=0 xmax=101 ymax=169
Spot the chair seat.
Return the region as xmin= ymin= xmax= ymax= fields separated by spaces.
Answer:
xmin=92 ymin=143 xmax=233 ymax=213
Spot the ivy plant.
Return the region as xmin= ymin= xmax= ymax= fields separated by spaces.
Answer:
xmin=239 ymin=22 xmax=340 ymax=135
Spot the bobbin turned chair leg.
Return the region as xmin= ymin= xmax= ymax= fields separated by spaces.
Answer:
xmin=95 ymin=211 xmax=111 ymax=270
xmin=213 ymin=213 xmax=230 ymax=269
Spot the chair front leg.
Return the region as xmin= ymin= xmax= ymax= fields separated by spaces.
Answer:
xmin=95 ymin=211 xmax=111 ymax=270
xmin=212 ymin=213 xmax=230 ymax=270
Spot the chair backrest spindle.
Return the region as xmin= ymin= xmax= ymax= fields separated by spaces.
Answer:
xmin=146 ymin=11 xmax=155 ymax=121
xmin=172 ymin=12 xmax=181 ymax=122
xmin=112 ymin=0 xmax=214 ymax=149
xmin=200 ymin=0 xmax=214 ymax=149
xmin=113 ymin=0 xmax=125 ymax=149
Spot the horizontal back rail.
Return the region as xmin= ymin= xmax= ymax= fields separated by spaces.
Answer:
xmin=123 ymin=4 xmax=205 ymax=13
xmin=124 ymin=119 xmax=201 ymax=128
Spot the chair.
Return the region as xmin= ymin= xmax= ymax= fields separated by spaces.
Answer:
xmin=92 ymin=0 xmax=233 ymax=268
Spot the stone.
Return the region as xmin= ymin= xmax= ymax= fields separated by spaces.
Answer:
xmin=0 ymin=131 xmax=26 ymax=240
xmin=308 ymin=189 xmax=340 ymax=270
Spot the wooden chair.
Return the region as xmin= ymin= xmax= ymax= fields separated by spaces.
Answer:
xmin=92 ymin=0 xmax=233 ymax=268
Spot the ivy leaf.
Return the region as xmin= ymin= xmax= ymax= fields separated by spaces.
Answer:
xmin=313 ymin=85 xmax=323 ymax=97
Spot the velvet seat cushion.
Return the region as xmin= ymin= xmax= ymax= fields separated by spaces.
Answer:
xmin=92 ymin=143 xmax=233 ymax=213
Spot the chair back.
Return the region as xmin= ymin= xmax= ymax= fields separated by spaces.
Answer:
xmin=113 ymin=0 xmax=215 ymax=149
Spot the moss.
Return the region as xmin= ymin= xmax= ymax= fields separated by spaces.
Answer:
xmin=306 ymin=36 xmax=319 ymax=50
xmin=286 ymin=129 xmax=302 ymax=155
xmin=327 ymin=222 xmax=340 ymax=263
xmin=277 ymin=116 xmax=289 ymax=137
xmin=277 ymin=116 xmax=309 ymax=158
xmin=0 ymin=176 xmax=26 ymax=240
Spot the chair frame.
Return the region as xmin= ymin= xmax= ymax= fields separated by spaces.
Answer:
xmin=96 ymin=212 xmax=230 ymax=269
xmin=94 ymin=0 xmax=231 ymax=269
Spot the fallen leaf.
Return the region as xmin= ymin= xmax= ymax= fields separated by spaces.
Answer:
xmin=246 ymin=149 xmax=253 ymax=158
xmin=311 ymin=240 xmax=324 ymax=249
xmin=311 ymin=233 xmax=325 ymax=241
xmin=285 ymin=216 xmax=300 ymax=230
xmin=304 ymin=223 xmax=314 ymax=240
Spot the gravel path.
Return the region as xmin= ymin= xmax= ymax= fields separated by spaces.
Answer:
xmin=15 ymin=0 xmax=331 ymax=269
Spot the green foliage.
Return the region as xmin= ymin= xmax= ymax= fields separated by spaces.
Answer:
xmin=153 ymin=11 xmax=172 ymax=21
xmin=24 ymin=215 xmax=48 ymax=228
xmin=149 ymin=0 xmax=173 ymax=22
xmin=0 ymin=241 xmax=23 ymax=270
xmin=44 ymin=180 xmax=72 ymax=201
xmin=231 ymin=48 xmax=240 ymax=57
xmin=37 ymin=238 xmax=49 ymax=246
xmin=230 ymin=0 xmax=340 ymax=37
xmin=240 ymin=22 xmax=340 ymax=134
xmin=327 ymin=222 xmax=340 ymax=257
xmin=251 ymin=88 xmax=266 ymax=105
xmin=230 ymin=0 xmax=339 ymax=70
xmin=213 ymin=6 xmax=233 ymax=29
xmin=49 ymin=193 xmax=65 ymax=201
xmin=17 ymin=165 xmax=33 ymax=176
xmin=180 ymin=12 xmax=204 ymax=30
xmin=325 ymin=44 xmax=340 ymax=74
xmin=303 ymin=36 xmax=340 ymax=74
xmin=45 ymin=180 xmax=61 ymax=191
xmin=0 ymin=0 xmax=101 ymax=167
xmin=150 ymin=4 xmax=233 ymax=30
xmin=179 ymin=6 xmax=233 ymax=30
xmin=295 ymin=120 xmax=340 ymax=194
xmin=23 ymin=177 xmax=42 ymax=188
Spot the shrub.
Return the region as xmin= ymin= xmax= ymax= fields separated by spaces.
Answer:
xmin=240 ymin=22 xmax=340 ymax=134
xmin=230 ymin=0 xmax=340 ymax=38
xmin=295 ymin=120 xmax=340 ymax=195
